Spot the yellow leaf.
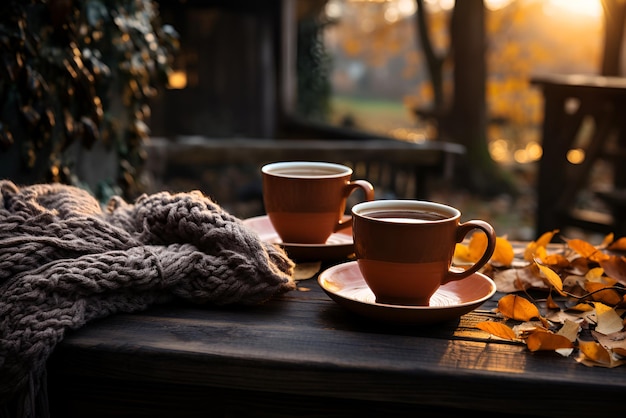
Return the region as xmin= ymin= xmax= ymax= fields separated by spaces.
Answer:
xmin=497 ymin=294 xmax=542 ymax=322
xmin=532 ymin=245 xmax=548 ymax=263
xmin=491 ymin=236 xmax=515 ymax=266
xmin=585 ymin=267 xmax=605 ymax=280
xmin=536 ymin=229 xmax=559 ymax=248
xmin=454 ymin=243 xmax=472 ymax=262
xmin=525 ymin=329 xmax=574 ymax=352
xmin=468 ymin=232 xmax=488 ymax=262
xmin=567 ymin=303 xmax=594 ymax=312
xmin=535 ymin=262 xmax=564 ymax=294
xmin=594 ymin=302 xmax=625 ymax=335
xmin=578 ymin=339 xmax=612 ymax=366
xmin=524 ymin=230 xmax=558 ymax=261
xmin=476 ymin=321 xmax=517 ymax=340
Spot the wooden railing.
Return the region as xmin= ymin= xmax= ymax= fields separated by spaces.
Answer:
xmin=144 ymin=136 xmax=465 ymax=218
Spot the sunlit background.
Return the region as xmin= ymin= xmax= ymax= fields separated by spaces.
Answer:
xmin=316 ymin=0 xmax=603 ymax=167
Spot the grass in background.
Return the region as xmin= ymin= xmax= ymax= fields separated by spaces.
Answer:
xmin=329 ymin=95 xmax=421 ymax=136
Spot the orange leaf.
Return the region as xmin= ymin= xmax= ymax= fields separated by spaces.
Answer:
xmin=585 ymin=267 xmax=605 ymax=280
xmin=568 ymin=238 xmax=610 ymax=263
xmin=585 ymin=282 xmax=622 ymax=306
xmin=497 ymin=294 xmax=542 ymax=321
xmin=454 ymin=243 xmax=472 ymax=262
xmin=476 ymin=321 xmax=517 ymax=340
xmin=578 ymin=339 xmax=612 ymax=366
xmin=541 ymin=253 xmax=570 ymax=268
xmin=607 ymin=236 xmax=626 ymax=251
xmin=468 ymin=232 xmax=488 ymax=262
xmin=491 ymin=236 xmax=515 ymax=266
xmin=536 ymin=230 xmax=559 ymax=247
xmin=525 ymin=329 xmax=574 ymax=352
xmin=567 ymin=302 xmax=594 ymax=312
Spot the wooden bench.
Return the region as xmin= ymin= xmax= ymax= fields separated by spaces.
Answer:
xmin=144 ymin=136 xmax=465 ymax=217
xmin=531 ymin=73 xmax=626 ymax=237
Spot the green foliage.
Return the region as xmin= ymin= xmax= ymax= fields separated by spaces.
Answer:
xmin=0 ymin=0 xmax=178 ymax=200
xmin=297 ymin=15 xmax=332 ymax=122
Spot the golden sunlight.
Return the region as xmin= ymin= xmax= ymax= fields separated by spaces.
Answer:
xmin=167 ymin=70 xmax=187 ymax=90
xmin=567 ymin=148 xmax=586 ymax=164
xmin=543 ymin=0 xmax=603 ymax=19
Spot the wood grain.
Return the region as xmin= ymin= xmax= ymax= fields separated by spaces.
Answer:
xmin=47 ymin=271 xmax=626 ymax=417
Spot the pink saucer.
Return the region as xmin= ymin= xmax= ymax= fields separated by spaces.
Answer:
xmin=318 ymin=261 xmax=496 ymax=324
xmin=242 ymin=215 xmax=354 ymax=261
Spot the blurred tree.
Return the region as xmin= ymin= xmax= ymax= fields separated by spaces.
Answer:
xmin=601 ymin=0 xmax=626 ymax=75
xmin=414 ymin=0 xmax=514 ymax=196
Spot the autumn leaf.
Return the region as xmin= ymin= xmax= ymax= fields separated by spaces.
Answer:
xmin=525 ymin=329 xmax=574 ymax=352
xmin=556 ymin=319 xmax=580 ymax=342
xmin=546 ymin=293 xmax=560 ymax=310
xmin=541 ymin=253 xmax=570 ymax=268
xmin=594 ymin=302 xmax=624 ymax=335
xmin=497 ymin=294 xmax=542 ymax=322
xmin=568 ymin=238 xmax=610 ymax=263
xmin=601 ymin=233 xmax=615 ymax=249
xmin=585 ymin=267 xmax=604 ymax=280
xmin=592 ymin=330 xmax=626 ymax=357
xmin=476 ymin=321 xmax=517 ymax=341
xmin=566 ymin=302 xmax=594 ymax=312
xmin=453 ymin=243 xmax=472 ymax=262
xmin=491 ymin=236 xmax=515 ymax=266
xmin=524 ymin=229 xmax=558 ymax=261
xmin=455 ymin=234 xmax=514 ymax=266
xmin=607 ymin=236 xmax=626 ymax=251
xmin=468 ymin=231 xmax=489 ymax=262
xmin=492 ymin=265 xmax=547 ymax=293
xmin=535 ymin=262 xmax=564 ymax=295
xmin=577 ymin=340 xmax=613 ymax=367
xmin=487 ymin=229 xmax=626 ymax=368
xmin=585 ymin=282 xmax=622 ymax=306
xmin=599 ymin=255 xmax=626 ymax=286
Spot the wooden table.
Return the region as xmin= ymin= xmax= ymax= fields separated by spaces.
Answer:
xmin=46 ymin=255 xmax=626 ymax=418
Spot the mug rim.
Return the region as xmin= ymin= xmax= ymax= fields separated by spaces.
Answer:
xmin=352 ymin=199 xmax=460 ymax=222
xmin=261 ymin=161 xmax=352 ymax=178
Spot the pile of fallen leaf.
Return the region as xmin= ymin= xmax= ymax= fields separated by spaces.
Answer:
xmin=454 ymin=230 xmax=626 ymax=368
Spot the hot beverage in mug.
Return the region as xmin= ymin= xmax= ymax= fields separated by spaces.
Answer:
xmin=262 ymin=161 xmax=375 ymax=244
xmin=351 ymin=200 xmax=496 ymax=306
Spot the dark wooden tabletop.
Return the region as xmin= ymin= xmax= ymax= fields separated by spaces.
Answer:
xmin=47 ymin=257 xmax=626 ymax=418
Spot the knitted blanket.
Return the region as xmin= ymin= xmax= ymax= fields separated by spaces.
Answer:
xmin=0 ymin=180 xmax=295 ymax=417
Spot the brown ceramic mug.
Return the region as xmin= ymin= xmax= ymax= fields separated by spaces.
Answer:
xmin=262 ymin=161 xmax=375 ymax=244
xmin=352 ymin=199 xmax=496 ymax=306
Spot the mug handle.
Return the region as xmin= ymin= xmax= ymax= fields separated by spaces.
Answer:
xmin=335 ymin=180 xmax=375 ymax=232
xmin=442 ymin=220 xmax=496 ymax=284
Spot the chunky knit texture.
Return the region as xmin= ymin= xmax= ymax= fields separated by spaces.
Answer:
xmin=0 ymin=180 xmax=295 ymax=417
